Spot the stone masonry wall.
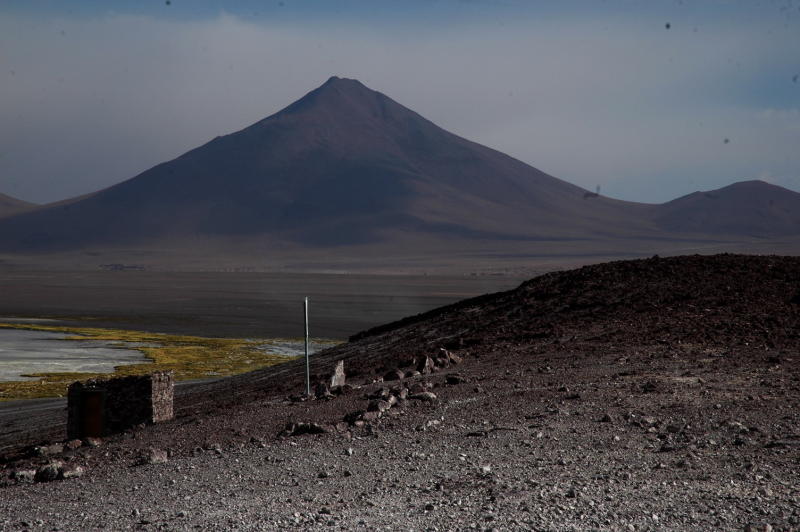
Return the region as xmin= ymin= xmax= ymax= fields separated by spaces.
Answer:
xmin=67 ymin=372 xmax=174 ymax=439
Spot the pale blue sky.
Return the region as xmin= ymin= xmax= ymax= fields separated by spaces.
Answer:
xmin=1 ymin=1 xmax=798 ymax=204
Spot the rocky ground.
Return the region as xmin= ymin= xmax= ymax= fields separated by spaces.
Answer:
xmin=1 ymin=254 xmax=798 ymax=531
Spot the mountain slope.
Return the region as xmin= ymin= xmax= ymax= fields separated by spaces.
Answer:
xmin=653 ymin=180 xmax=800 ymax=236
xmin=0 ymin=193 xmax=35 ymax=219
xmin=0 ymin=77 xmax=650 ymax=251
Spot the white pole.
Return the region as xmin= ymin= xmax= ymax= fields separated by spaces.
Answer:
xmin=304 ymin=297 xmax=310 ymax=396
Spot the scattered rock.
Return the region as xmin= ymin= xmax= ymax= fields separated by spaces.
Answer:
xmin=600 ymin=413 xmax=613 ymax=423
xmin=11 ymin=469 xmax=36 ymax=483
xmin=362 ymin=411 xmax=381 ymax=422
xmin=344 ymin=411 xmax=365 ymax=425
xmin=33 ymin=443 xmax=64 ymax=457
xmin=282 ymin=422 xmax=328 ymax=437
xmin=368 ymin=387 xmax=391 ymax=400
xmin=367 ymin=400 xmax=391 ymax=413
xmin=329 ymin=360 xmax=346 ymax=388
xmin=416 ymin=355 xmax=436 ymax=375
xmin=84 ymin=437 xmax=103 ymax=448
xmin=445 ymin=373 xmax=467 ymax=385
xmin=64 ymin=439 xmax=83 ymax=451
xmin=34 ymin=461 xmax=63 ymax=483
xmin=138 ymin=448 xmax=168 ymax=465
xmin=59 ymin=464 xmax=86 ymax=480
xmin=383 ymin=369 xmax=405 ymax=382
xmin=410 ymin=391 xmax=438 ymax=403
xmin=408 ymin=382 xmax=432 ymax=394
xmin=314 ymin=382 xmax=331 ymax=399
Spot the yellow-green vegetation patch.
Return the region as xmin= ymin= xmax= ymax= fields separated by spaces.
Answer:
xmin=0 ymin=322 xmax=306 ymax=401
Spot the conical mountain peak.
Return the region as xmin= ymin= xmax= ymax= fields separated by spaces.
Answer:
xmin=275 ymin=76 xmax=392 ymax=120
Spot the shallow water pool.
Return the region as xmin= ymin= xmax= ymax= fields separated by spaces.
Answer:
xmin=0 ymin=329 xmax=148 ymax=382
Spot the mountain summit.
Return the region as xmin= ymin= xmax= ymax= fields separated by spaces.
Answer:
xmin=0 ymin=77 xmax=797 ymax=257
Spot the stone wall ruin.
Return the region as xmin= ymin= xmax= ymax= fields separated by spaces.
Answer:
xmin=67 ymin=372 xmax=174 ymax=439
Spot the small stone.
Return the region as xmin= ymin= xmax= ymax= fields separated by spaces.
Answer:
xmin=283 ymin=422 xmax=328 ymax=437
xmin=11 ymin=469 xmax=36 ymax=483
xmin=446 ymin=373 xmax=467 ymax=385
xmin=318 ymin=471 xmax=329 ymax=479
xmin=34 ymin=461 xmax=62 ymax=483
xmin=362 ymin=411 xmax=381 ymax=422
xmin=409 ymin=391 xmax=437 ymax=403
xmin=478 ymin=465 xmax=492 ymax=475
xmin=600 ymin=414 xmax=613 ymax=423
xmin=425 ymin=503 xmax=436 ymax=511
xmin=84 ymin=437 xmax=103 ymax=448
xmin=369 ymin=387 xmax=391 ymax=400
xmin=140 ymin=448 xmax=168 ymax=465
xmin=416 ymin=355 xmax=436 ymax=374
xmin=65 ymin=439 xmax=83 ymax=451
xmin=315 ymin=382 xmax=331 ymax=399
xmin=367 ymin=400 xmax=391 ymax=413
xmin=345 ymin=447 xmax=354 ymax=456
xmin=383 ymin=369 xmax=405 ymax=382
xmin=33 ymin=443 xmax=64 ymax=457
xmin=59 ymin=464 xmax=85 ymax=479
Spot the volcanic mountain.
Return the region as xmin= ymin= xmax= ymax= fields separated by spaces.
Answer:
xmin=0 ymin=77 xmax=797 ymax=258
xmin=0 ymin=77 xmax=652 ymax=251
xmin=0 ymin=193 xmax=35 ymax=219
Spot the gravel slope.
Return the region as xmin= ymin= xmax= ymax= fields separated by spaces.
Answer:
xmin=1 ymin=254 xmax=798 ymax=531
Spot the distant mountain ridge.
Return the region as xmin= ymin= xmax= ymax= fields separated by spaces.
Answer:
xmin=654 ymin=180 xmax=800 ymax=236
xmin=0 ymin=77 xmax=798 ymax=256
xmin=0 ymin=193 xmax=35 ymax=219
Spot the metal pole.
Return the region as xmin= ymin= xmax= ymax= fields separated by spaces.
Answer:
xmin=304 ymin=297 xmax=310 ymax=396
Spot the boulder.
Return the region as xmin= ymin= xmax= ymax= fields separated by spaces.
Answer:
xmin=329 ymin=360 xmax=346 ymax=389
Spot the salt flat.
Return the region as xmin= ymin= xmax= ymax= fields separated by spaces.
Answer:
xmin=0 ymin=329 xmax=146 ymax=382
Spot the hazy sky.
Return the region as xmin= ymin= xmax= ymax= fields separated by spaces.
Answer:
xmin=1 ymin=1 xmax=799 ymax=204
